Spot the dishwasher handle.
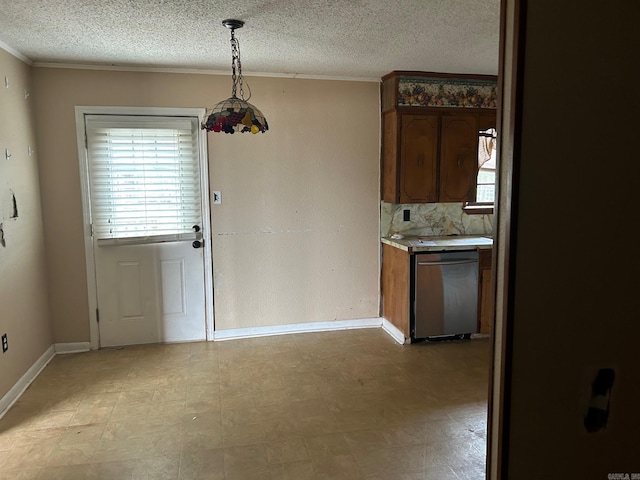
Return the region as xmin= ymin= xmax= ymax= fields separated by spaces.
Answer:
xmin=417 ymin=258 xmax=478 ymax=266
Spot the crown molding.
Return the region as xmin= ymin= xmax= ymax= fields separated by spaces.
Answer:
xmin=31 ymin=61 xmax=380 ymax=83
xmin=0 ymin=40 xmax=32 ymax=65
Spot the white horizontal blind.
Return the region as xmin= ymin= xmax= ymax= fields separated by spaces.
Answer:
xmin=85 ymin=115 xmax=202 ymax=241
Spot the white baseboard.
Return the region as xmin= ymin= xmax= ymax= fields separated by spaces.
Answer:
xmin=471 ymin=333 xmax=490 ymax=339
xmin=213 ymin=317 xmax=383 ymax=341
xmin=54 ymin=342 xmax=91 ymax=354
xmin=1 ymin=343 xmax=90 ymax=419
xmin=0 ymin=345 xmax=55 ymax=420
xmin=382 ymin=318 xmax=408 ymax=344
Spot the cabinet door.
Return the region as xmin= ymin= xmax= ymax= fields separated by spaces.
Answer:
xmin=479 ymin=268 xmax=493 ymax=334
xmin=381 ymin=243 xmax=411 ymax=339
xmin=478 ymin=248 xmax=494 ymax=334
xmin=399 ymin=115 xmax=438 ymax=203
xmin=439 ymin=114 xmax=478 ymax=202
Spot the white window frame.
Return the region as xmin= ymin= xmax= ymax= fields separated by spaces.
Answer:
xmin=464 ymin=127 xmax=497 ymax=215
xmin=476 ymin=138 xmax=497 ymax=203
xmin=85 ymin=114 xmax=203 ymax=245
xmin=75 ymin=106 xmax=214 ymax=349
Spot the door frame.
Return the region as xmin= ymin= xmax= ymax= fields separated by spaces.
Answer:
xmin=487 ymin=0 xmax=524 ymax=478
xmin=75 ymin=106 xmax=215 ymax=350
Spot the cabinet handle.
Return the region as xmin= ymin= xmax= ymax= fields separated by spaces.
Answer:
xmin=417 ymin=259 xmax=478 ymax=266
xmin=417 ymin=153 xmax=424 ymax=166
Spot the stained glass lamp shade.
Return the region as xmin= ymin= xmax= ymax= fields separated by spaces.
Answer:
xmin=201 ymin=19 xmax=269 ymax=135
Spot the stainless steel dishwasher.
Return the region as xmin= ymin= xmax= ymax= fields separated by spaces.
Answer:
xmin=413 ymin=250 xmax=478 ymax=339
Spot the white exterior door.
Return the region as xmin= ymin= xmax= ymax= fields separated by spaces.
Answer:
xmin=94 ymin=238 xmax=206 ymax=347
xmin=79 ymin=110 xmax=211 ymax=348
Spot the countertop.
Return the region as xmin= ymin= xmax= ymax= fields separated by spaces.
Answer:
xmin=381 ymin=235 xmax=493 ymax=253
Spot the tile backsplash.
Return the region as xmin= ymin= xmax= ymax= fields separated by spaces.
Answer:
xmin=381 ymin=202 xmax=493 ymax=237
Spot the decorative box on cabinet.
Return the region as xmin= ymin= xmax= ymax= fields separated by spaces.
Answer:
xmin=381 ymin=71 xmax=497 ymax=204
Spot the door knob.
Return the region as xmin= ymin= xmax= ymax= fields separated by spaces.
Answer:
xmin=192 ymin=240 xmax=202 ymax=249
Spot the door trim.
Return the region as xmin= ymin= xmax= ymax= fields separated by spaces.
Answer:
xmin=487 ymin=0 xmax=525 ymax=478
xmin=75 ymin=106 xmax=215 ymax=350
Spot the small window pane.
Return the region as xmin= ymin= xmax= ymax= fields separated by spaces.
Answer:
xmin=477 ymin=128 xmax=497 ymax=204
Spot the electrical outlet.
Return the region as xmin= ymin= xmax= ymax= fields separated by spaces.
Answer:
xmin=1 ymin=334 xmax=7 ymax=353
xmin=403 ymin=209 xmax=410 ymax=221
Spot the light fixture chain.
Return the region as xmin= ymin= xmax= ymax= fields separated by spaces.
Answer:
xmin=236 ymin=40 xmax=245 ymax=101
xmin=230 ymin=28 xmax=238 ymax=98
xmin=229 ymin=28 xmax=248 ymax=101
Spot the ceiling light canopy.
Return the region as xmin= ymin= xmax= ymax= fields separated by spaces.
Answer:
xmin=201 ymin=19 xmax=269 ymax=135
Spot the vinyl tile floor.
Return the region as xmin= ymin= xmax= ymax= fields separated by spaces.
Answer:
xmin=0 ymin=329 xmax=489 ymax=479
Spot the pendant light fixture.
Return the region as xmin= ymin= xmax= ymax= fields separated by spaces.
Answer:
xmin=201 ymin=19 xmax=269 ymax=134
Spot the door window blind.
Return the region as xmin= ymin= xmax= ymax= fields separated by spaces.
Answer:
xmin=85 ymin=115 xmax=202 ymax=242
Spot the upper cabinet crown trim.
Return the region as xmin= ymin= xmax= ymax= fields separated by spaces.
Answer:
xmin=382 ymin=71 xmax=498 ymax=113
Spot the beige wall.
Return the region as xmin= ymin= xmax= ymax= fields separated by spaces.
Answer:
xmin=0 ymin=49 xmax=53 ymax=400
xmin=31 ymin=67 xmax=381 ymax=340
xmin=496 ymin=0 xmax=640 ymax=477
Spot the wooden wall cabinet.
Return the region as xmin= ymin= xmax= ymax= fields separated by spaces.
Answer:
xmin=381 ymin=70 xmax=497 ymax=204
xmin=382 ymin=110 xmax=495 ymax=204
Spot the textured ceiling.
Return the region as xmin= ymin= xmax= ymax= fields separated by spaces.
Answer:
xmin=0 ymin=0 xmax=500 ymax=80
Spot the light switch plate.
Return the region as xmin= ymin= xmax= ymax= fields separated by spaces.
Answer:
xmin=213 ymin=191 xmax=222 ymax=204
